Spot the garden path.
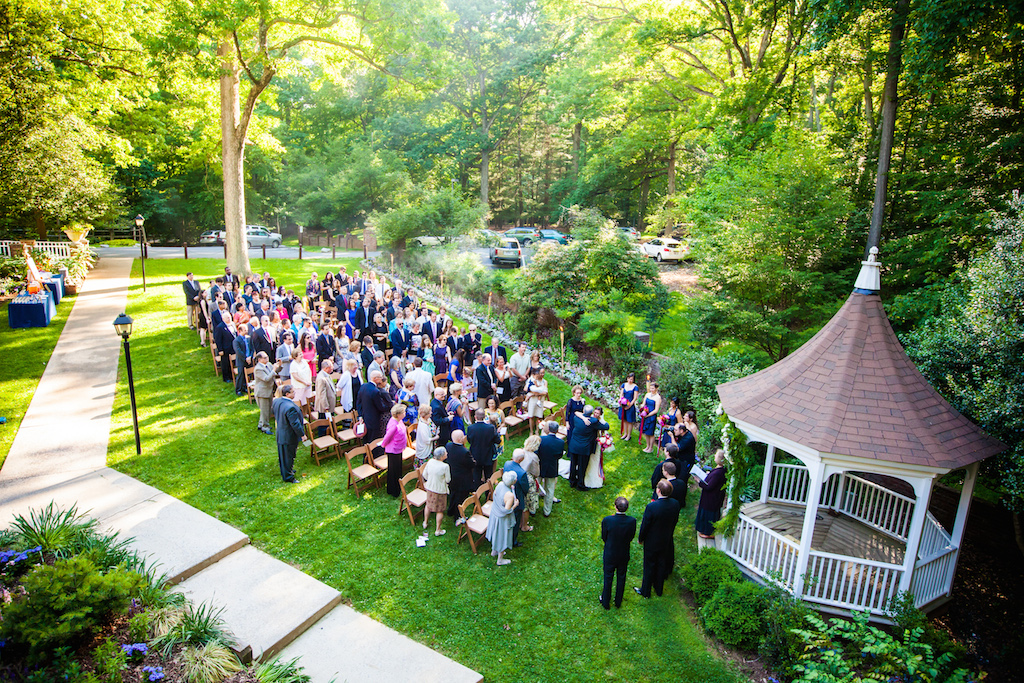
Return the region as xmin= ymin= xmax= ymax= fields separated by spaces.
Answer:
xmin=0 ymin=256 xmax=481 ymax=682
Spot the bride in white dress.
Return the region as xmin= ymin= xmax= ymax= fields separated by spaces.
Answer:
xmin=583 ymin=408 xmax=611 ymax=489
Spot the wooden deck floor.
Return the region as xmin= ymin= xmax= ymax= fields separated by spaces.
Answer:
xmin=742 ymin=501 xmax=905 ymax=564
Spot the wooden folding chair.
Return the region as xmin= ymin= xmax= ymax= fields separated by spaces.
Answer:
xmin=306 ymin=419 xmax=339 ymax=466
xmin=502 ymin=398 xmax=526 ymax=436
xmin=331 ymin=412 xmax=358 ymax=456
xmin=474 ymin=482 xmax=493 ymax=518
xmin=211 ymin=339 xmax=221 ymax=375
xmin=367 ymin=437 xmax=388 ymax=483
xmin=244 ymin=366 xmax=256 ymax=404
xmin=457 ymin=496 xmax=490 ymax=555
xmin=542 ymin=399 xmax=558 ymax=417
xmin=434 ymin=373 xmax=449 ymax=389
xmin=228 ymin=353 xmax=238 ymax=383
xmin=344 ymin=445 xmax=380 ymax=496
xmin=488 ymin=470 xmax=503 ymax=489
xmin=403 ymin=424 xmax=418 ymax=471
xmin=398 ymin=469 xmax=427 ymax=526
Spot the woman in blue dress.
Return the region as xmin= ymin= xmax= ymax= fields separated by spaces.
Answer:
xmin=434 ymin=334 xmax=450 ymax=377
xmin=639 ymin=381 xmax=661 ymax=453
xmin=344 ymin=298 xmax=359 ymax=340
xmin=618 ymin=373 xmax=638 ymax=441
xmin=564 ymin=385 xmax=585 ymax=445
xmin=447 ymin=348 xmax=465 ymax=384
xmin=659 ymin=397 xmax=683 ymax=451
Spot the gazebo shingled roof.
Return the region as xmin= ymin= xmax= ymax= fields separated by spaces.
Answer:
xmin=717 ymin=258 xmax=1006 ymax=470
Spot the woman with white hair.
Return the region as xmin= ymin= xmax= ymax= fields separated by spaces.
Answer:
xmin=486 ymin=470 xmax=518 ymax=566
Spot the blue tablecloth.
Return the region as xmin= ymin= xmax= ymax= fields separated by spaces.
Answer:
xmin=8 ymin=290 xmax=56 ymax=328
xmin=42 ymin=276 xmax=64 ymax=305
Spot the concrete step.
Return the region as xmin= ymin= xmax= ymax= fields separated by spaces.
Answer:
xmin=277 ymin=606 xmax=483 ymax=683
xmin=173 ymin=545 xmax=342 ymax=662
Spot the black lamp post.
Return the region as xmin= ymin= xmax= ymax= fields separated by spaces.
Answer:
xmin=135 ymin=214 xmax=147 ymax=292
xmin=114 ymin=312 xmax=141 ymax=455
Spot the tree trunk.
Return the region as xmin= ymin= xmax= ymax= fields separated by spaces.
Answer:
xmin=34 ymin=210 xmax=46 ymax=240
xmin=663 ymin=141 xmax=677 ymax=236
xmin=571 ymin=121 xmax=582 ymax=181
xmin=480 ymin=147 xmax=490 ymax=205
xmin=219 ymin=40 xmax=252 ymax=277
xmin=866 ymin=0 xmax=911 ymax=257
xmin=637 ymin=175 xmax=650 ymax=232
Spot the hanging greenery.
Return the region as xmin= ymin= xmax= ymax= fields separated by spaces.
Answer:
xmin=714 ymin=406 xmax=756 ymax=537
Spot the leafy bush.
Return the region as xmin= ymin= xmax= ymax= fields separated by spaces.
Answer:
xmin=153 ymin=602 xmax=234 ymax=656
xmin=128 ymin=610 xmax=153 ymax=644
xmin=792 ymin=611 xmax=977 ymax=683
xmin=679 ymin=548 xmax=742 ymax=607
xmin=9 ymin=503 xmax=97 ymax=558
xmin=701 ymin=581 xmax=768 ymax=650
xmin=0 ymin=555 xmax=143 ymax=662
xmin=758 ymin=583 xmax=812 ymax=679
xmin=93 ymin=637 xmax=127 ymax=683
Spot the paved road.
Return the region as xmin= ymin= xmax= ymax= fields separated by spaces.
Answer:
xmin=97 ymin=245 xmax=380 ymax=260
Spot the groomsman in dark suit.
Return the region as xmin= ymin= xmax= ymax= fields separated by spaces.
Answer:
xmin=390 ymin=324 xmax=411 ymax=358
xmin=183 ymin=272 xmax=201 ymax=329
xmin=635 ymin=480 xmax=681 ymax=598
xmin=601 ymin=497 xmax=637 ymax=609
xmin=423 ymin=311 xmax=441 ymax=343
xmin=475 ymin=353 xmax=498 ymax=402
xmin=484 ymin=339 xmax=507 ymax=363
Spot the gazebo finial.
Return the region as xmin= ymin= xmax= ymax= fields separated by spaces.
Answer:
xmin=854 ymin=246 xmax=881 ymax=294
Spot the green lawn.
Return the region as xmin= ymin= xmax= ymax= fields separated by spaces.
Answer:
xmin=0 ymin=292 xmax=77 ymax=469
xmin=107 ymin=258 xmax=746 ymax=683
xmin=651 ymin=291 xmax=692 ymax=353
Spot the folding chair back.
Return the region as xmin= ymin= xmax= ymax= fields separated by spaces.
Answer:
xmin=306 ymin=418 xmax=339 ymax=466
xmin=344 ymin=445 xmax=379 ymax=496
xmin=398 ymin=470 xmax=427 ymax=526
xmin=457 ymin=496 xmax=489 ymax=555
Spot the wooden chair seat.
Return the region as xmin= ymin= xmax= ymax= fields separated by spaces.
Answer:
xmin=312 ymin=435 xmax=338 ymax=450
xmin=457 ymin=497 xmax=489 ymax=554
xmin=542 ymin=400 xmax=557 ymax=410
xmin=398 ymin=469 xmax=427 ymax=526
xmin=344 ymin=445 xmax=380 ymax=496
xmin=307 ymin=419 xmax=340 ymax=465
xmin=406 ymin=487 xmax=428 ymax=507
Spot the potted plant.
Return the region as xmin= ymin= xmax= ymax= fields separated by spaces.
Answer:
xmin=63 ymin=222 xmax=92 ymax=245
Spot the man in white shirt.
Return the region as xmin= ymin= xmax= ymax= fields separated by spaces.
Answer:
xmin=406 ymin=356 xmax=435 ymax=407
xmin=508 ymin=342 xmax=531 ymax=397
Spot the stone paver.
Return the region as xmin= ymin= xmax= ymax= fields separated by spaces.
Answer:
xmin=278 ymin=606 xmax=482 ymax=683
xmin=173 ymin=545 xmax=342 ymax=662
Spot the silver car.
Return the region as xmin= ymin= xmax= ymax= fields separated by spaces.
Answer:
xmin=245 ymin=225 xmax=282 ymax=248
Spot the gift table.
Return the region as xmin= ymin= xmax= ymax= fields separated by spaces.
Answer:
xmin=8 ymin=290 xmax=56 ymax=328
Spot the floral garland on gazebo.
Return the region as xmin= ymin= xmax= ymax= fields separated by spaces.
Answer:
xmin=714 ymin=405 xmax=755 ymax=538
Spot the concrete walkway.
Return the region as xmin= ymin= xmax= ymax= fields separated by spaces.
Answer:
xmin=0 ymin=257 xmax=481 ymax=682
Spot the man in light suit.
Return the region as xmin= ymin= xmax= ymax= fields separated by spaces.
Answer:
xmin=273 ymin=385 xmax=304 ymax=483
xmin=601 ymin=497 xmax=637 ymax=609
xmin=252 ymin=352 xmax=280 ymax=435
xmin=314 ymin=358 xmax=338 ymax=421
xmin=406 ymin=356 xmax=435 ymax=407
xmin=635 ymin=480 xmax=681 ymax=598
xmin=537 ymin=421 xmax=564 ymax=517
xmin=183 ymin=272 xmax=201 ymax=329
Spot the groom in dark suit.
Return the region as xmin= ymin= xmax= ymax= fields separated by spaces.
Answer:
xmin=601 ymin=497 xmax=637 ymax=609
xmin=635 ymin=480 xmax=681 ymax=598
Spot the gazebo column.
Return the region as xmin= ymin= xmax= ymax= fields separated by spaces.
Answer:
xmin=946 ymin=462 xmax=979 ymax=593
xmin=898 ymin=477 xmax=935 ymax=593
xmin=792 ymin=461 xmax=826 ymax=598
xmin=759 ymin=445 xmax=777 ymax=503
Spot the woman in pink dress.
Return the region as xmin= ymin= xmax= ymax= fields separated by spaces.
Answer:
xmin=382 ymin=404 xmax=408 ymax=497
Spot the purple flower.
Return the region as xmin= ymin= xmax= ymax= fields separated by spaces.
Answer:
xmin=142 ymin=666 xmax=165 ymax=681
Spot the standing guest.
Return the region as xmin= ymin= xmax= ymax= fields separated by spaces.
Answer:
xmin=357 ymin=370 xmax=394 ymax=444
xmin=423 ymin=310 xmax=441 ymax=342
xmin=537 ymin=421 xmax=564 ymax=517
xmin=584 ymin=407 xmax=609 ymax=489
xmin=483 ymin=396 xmax=506 ymax=460
xmin=183 ymin=272 xmax=201 ymax=329
xmin=224 ymin=266 xmax=240 ymax=289
xmin=276 ymin=331 xmax=295 ymax=381
xmin=460 ymin=363 xmax=476 ymax=404
xmin=382 ymin=404 xmax=408 ymax=497
xmin=415 ymin=405 xmax=438 ymax=468
xmin=215 ymin=314 xmax=235 ymax=383
xmin=196 ymin=288 xmax=211 ymax=347
xmin=658 ymin=461 xmax=687 ymax=509
xmin=448 ymin=348 xmax=466 ymax=385
xmin=639 ymin=382 xmax=662 ymax=453
xmin=252 ymin=352 xmax=280 ymax=435
xmin=484 ymin=337 xmax=507 ymax=363
xmin=521 ymin=435 xmax=541 ymax=530
xmin=301 ymin=333 xmax=317 ymax=379
xmin=635 ymin=480 xmax=681 ymax=599
xmin=422 ymin=446 xmax=451 ymax=535
xmin=651 ymin=444 xmax=684 ymax=494
xmin=564 ymin=385 xmax=585 ymax=445
xmin=232 ymin=322 xmax=253 ymax=397
xmin=677 ymin=410 xmax=699 ymax=466
xmin=528 ymin=349 xmax=543 ymax=377
xmin=367 ymin=350 xmax=386 ymax=382
xmin=467 ymin=408 xmax=501 ymax=484
xmin=508 ymin=343 xmax=531 ymax=397
xmin=567 ymin=405 xmax=609 ymax=491
xmin=601 ymin=497 xmax=637 ymax=609
xmin=338 ymin=357 xmax=362 ymax=412
xmin=502 ymin=450 xmax=529 ymax=548
xmin=397 ymin=375 xmax=420 ymax=425
xmin=447 ymin=382 xmax=468 ymax=433
xmin=493 ymin=356 xmax=511 ymax=401
xmin=619 ymin=372 xmax=639 ymax=441
xmin=360 ymin=336 xmax=377 ymax=370
xmin=475 ymin=352 xmax=498 ymax=402
xmin=316 ymin=324 xmax=336 ymax=372
xmin=460 ymin=324 xmax=482 ymax=357
xmin=406 ymin=356 xmax=435 ymax=408
xmin=273 ymin=385 xmax=304 ymax=483
xmin=305 ymin=272 xmax=321 ymax=303
xmin=694 ymin=450 xmax=728 ymax=539
xmin=446 ymin=430 xmax=476 ymax=520
xmin=390 ymin=322 xmax=411 ymax=359
xmin=433 ymin=333 xmax=450 ymax=377
xmin=252 ymin=317 xmax=276 ymax=359
xmin=289 ymin=347 xmax=313 ymax=407
xmin=486 ymin=470 xmax=518 ymax=566
xmin=431 ymin=387 xmax=453 ymax=447
xmin=421 ymin=337 xmax=436 ymax=375
xmin=524 ymin=366 xmax=549 ymax=436
xmin=275 ymin=300 xmax=290 ymax=323
xmin=387 ymin=355 xmax=405 ymax=400
xmin=314 ymin=358 xmax=338 ymax=421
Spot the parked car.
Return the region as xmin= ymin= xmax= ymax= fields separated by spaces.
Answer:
xmin=503 ymin=227 xmax=541 ymax=245
xmin=199 ymin=230 xmax=224 ymax=246
xmin=491 ymin=238 xmax=523 ymax=267
xmin=618 ymin=226 xmax=640 ymax=240
xmin=639 ymin=237 xmax=688 ymax=262
xmin=538 ymin=229 xmax=569 ymax=245
xmin=245 ymin=225 xmax=283 ymax=248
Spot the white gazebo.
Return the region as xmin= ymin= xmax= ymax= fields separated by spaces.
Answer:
xmin=715 ymin=249 xmax=1006 ymax=619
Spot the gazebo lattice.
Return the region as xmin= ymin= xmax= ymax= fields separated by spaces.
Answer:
xmin=715 ymin=249 xmax=1005 ymax=619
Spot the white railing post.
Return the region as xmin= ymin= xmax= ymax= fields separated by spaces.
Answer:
xmin=945 ymin=462 xmax=979 ymax=597
xmin=760 ymin=444 xmax=776 ymax=503
xmin=793 ymin=461 xmax=826 ymax=598
xmin=899 ymin=477 xmax=934 ymax=594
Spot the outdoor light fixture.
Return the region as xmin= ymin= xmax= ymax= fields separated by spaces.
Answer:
xmin=114 ymin=312 xmax=142 ymax=454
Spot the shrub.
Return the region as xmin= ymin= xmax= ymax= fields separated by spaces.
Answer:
xmin=93 ymin=637 xmax=127 ymax=683
xmin=181 ymin=643 xmax=242 ymax=683
xmin=128 ymin=610 xmax=154 ymax=644
xmin=153 ymin=602 xmax=234 ymax=656
xmin=0 ymin=555 xmax=143 ymax=662
xmin=679 ymin=548 xmax=742 ymax=607
xmin=9 ymin=502 xmax=97 ymax=557
xmin=701 ymin=581 xmax=768 ymax=650
xmin=758 ymin=584 xmax=812 ymax=679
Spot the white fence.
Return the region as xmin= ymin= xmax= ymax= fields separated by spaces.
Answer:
xmin=804 ymin=551 xmax=904 ymax=613
xmin=912 ymin=547 xmax=957 ymax=606
xmin=721 ymin=515 xmax=801 ymax=588
xmin=0 ymin=240 xmax=74 ymax=259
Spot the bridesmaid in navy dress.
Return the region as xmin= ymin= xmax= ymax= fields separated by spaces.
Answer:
xmin=564 ymin=385 xmax=585 ymax=445
xmin=659 ymin=397 xmax=683 ymax=451
xmin=639 ymin=381 xmax=661 ymax=453
xmin=619 ymin=372 xmax=638 ymax=441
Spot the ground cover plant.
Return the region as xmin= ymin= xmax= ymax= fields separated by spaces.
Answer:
xmin=0 ymin=503 xmax=311 ymax=682
xmin=0 ymin=289 xmax=77 ymax=468
xmin=106 ymin=257 xmax=746 ymax=683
